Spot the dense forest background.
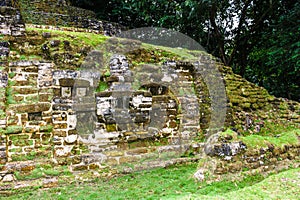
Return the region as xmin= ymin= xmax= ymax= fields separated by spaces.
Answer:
xmin=70 ymin=0 xmax=299 ymax=101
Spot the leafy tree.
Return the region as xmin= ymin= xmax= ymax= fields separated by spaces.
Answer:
xmin=247 ymin=2 xmax=300 ymax=100
xmin=70 ymin=0 xmax=299 ymax=101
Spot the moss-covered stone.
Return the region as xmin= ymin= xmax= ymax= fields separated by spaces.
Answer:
xmin=6 ymin=125 xmax=23 ymax=134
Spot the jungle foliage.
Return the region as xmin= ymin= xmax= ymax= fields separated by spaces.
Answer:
xmin=70 ymin=0 xmax=300 ymax=101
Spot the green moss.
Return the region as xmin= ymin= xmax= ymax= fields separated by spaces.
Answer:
xmin=9 ymin=148 xmax=22 ymax=153
xmin=79 ymin=143 xmax=89 ymax=154
xmin=6 ymin=125 xmax=23 ymax=134
xmin=39 ymin=125 xmax=53 ymax=133
xmin=104 ymin=71 xmax=111 ymax=77
xmin=279 ymin=102 xmax=289 ymax=110
xmin=106 ymin=124 xmax=117 ymax=132
xmin=11 ymin=152 xmax=36 ymax=161
xmin=0 ymin=110 xmax=5 ymax=119
xmin=20 ymin=55 xmax=26 ymax=60
xmin=26 ymin=27 xmax=108 ymax=47
xmin=28 ymin=55 xmax=42 ymax=60
xmin=44 ymin=168 xmax=61 ymax=176
xmin=256 ymin=122 xmax=298 ymax=137
xmin=242 ymin=103 xmax=251 ymax=108
xmin=142 ymin=43 xmax=203 ymax=62
xmin=219 ymin=129 xmax=238 ymax=140
xmin=14 ymin=167 xmax=43 ymax=180
xmin=8 ymin=72 xmax=16 ymax=79
xmin=5 ymin=80 xmax=17 ymax=105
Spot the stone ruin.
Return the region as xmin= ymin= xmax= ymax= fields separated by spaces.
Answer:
xmin=18 ymin=0 xmax=123 ymax=36
xmin=0 ymin=0 xmax=299 ymax=185
xmin=0 ymin=0 xmax=25 ymax=36
xmin=0 ymin=44 xmax=204 ymax=172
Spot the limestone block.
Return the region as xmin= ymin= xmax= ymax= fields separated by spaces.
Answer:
xmin=126 ymin=148 xmax=148 ymax=155
xmin=54 ymin=146 xmax=72 ymax=157
xmin=72 ymin=164 xmax=88 ymax=171
xmin=67 ymin=114 xmax=77 ymax=129
xmin=43 ymin=177 xmax=58 ymax=188
xmin=9 ymin=103 xmax=51 ymax=113
xmin=2 ymin=174 xmax=15 ymax=182
xmin=194 ymin=169 xmax=205 ymax=181
xmin=75 ymin=87 xmax=87 ymax=97
xmin=64 ymin=134 xmax=78 ymax=144
xmin=119 ymin=155 xmax=140 ymax=164
xmin=81 ymin=153 xmax=107 ymax=164
xmin=53 ymin=123 xmax=68 ymax=129
xmin=0 ymin=71 xmax=8 ymax=88
xmin=104 ymin=151 xmax=124 ymax=157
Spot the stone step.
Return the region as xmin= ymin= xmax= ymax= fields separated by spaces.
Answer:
xmin=100 ymin=142 xmax=204 ymax=166
xmin=117 ymin=157 xmax=201 ymax=174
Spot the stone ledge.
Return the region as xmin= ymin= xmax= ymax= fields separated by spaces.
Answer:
xmin=8 ymin=103 xmax=51 ymax=113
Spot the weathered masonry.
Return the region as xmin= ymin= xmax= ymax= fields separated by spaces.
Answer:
xmin=0 ymin=0 xmax=300 ymax=184
xmin=0 ymin=54 xmax=204 ymax=176
xmin=0 ymin=1 xmax=25 ymax=36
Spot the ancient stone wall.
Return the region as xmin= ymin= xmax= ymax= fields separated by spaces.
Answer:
xmin=0 ymin=54 xmax=204 ymax=180
xmin=0 ymin=5 xmax=25 ymax=36
xmin=5 ymin=61 xmax=54 ymax=162
xmin=0 ymin=67 xmax=7 ymax=165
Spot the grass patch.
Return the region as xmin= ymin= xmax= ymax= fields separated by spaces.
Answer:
xmin=249 ymin=122 xmax=298 ymax=137
xmin=219 ymin=127 xmax=299 ymax=150
xmin=4 ymin=163 xmax=299 ymax=200
xmin=14 ymin=165 xmax=72 ymax=181
xmin=180 ymin=168 xmax=300 ymax=200
xmin=142 ymin=43 xmax=205 ymax=62
xmin=241 ymin=129 xmax=299 ymax=150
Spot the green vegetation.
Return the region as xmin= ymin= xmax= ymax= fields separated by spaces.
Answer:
xmin=181 ymin=168 xmax=300 ymax=200
xmin=241 ymin=130 xmax=299 ymax=150
xmin=3 ymin=163 xmax=299 ymax=200
xmin=13 ymin=165 xmax=71 ymax=181
xmin=11 ymin=152 xmax=36 ymax=162
xmin=8 ymin=72 xmax=15 ymax=79
xmin=39 ymin=125 xmax=53 ymax=133
xmin=0 ymin=109 xmax=6 ymax=119
xmin=5 ymin=125 xmax=23 ymax=134
xmin=142 ymin=43 xmax=201 ymax=62
xmin=5 ymin=80 xmax=17 ymax=105
xmin=73 ymin=0 xmax=299 ymax=100
xmin=95 ymin=81 xmax=109 ymax=92
xmin=220 ymin=127 xmax=299 ymax=150
xmin=26 ymin=27 xmax=108 ymax=47
xmin=256 ymin=122 xmax=299 ymax=137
